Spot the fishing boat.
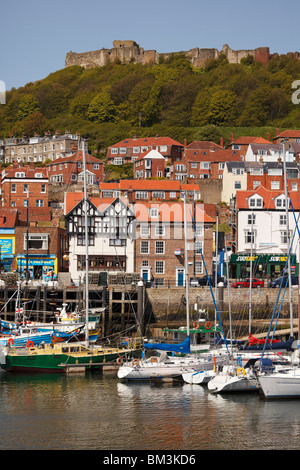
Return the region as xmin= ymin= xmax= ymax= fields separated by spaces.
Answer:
xmin=0 ymin=340 xmax=141 ymax=373
xmin=0 ymin=325 xmax=54 ymax=348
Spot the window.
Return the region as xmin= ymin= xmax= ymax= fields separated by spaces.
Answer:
xmin=136 ymin=191 xmax=148 ymax=200
xmin=141 ymin=225 xmax=150 ymax=237
xmin=219 ymin=163 xmax=225 ymax=170
xmin=111 ymin=148 xmax=118 ymax=154
xmin=292 ymin=183 xmax=298 ymax=191
xmin=244 ymin=230 xmax=255 ymax=244
xmin=11 ymin=184 xmax=16 ymax=193
xmin=195 ymin=261 xmax=203 ymax=275
xmin=155 ymin=224 xmax=165 ymax=236
xmin=233 ymin=168 xmax=244 ymax=175
xmin=276 ymin=197 xmax=286 ymax=208
xmin=271 ymin=181 xmax=280 ymax=190
xmin=23 ymin=199 xmax=28 ymax=207
xmin=149 ymin=208 xmax=159 ymax=218
xmin=133 ymin=147 xmax=140 ymax=154
xmin=170 ymin=192 xmax=176 ymax=198
xmin=249 ymin=197 xmax=262 ymax=208
xmin=280 ymin=231 xmax=291 ymax=244
xmin=155 ymin=241 xmax=165 ymax=254
xmin=152 ymin=191 xmax=165 ymax=199
xmin=119 ymin=147 xmax=127 ymax=154
xmin=114 ymin=157 xmax=124 ymax=165
xmin=248 ymin=214 xmax=256 ymax=225
xmin=195 ymin=241 xmax=203 ymax=254
xmin=23 ymin=184 xmax=28 ymax=193
xmin=94 ymin=164 xmax=99 ymax=170
xmin=155 ymin=261 xmax=164 ymax=274
xmin=77 ymin=233 xmax=95 ymax=246
xmin=234 ymin=181 xmax=241 ymax=189
xmin=191 ymin=162 xmax=197 ymax=169
xmin=24 ymin=233 xmax=48 ymax=250
xmin=36 ymin=199 xmax=44 ymax=207
xmin=200 ymin=162 xmax=210 ymax=169
xmin=140 ymin=241 xmax=149 ymax=254
xmin=41 ymin=184 xmax=46 ymax=193
xmin=279 ymin=214 xmax=287 ymax=225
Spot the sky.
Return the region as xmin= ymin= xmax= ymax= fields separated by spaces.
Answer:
xmin=1 ymin=0 xmax=300 ymax=91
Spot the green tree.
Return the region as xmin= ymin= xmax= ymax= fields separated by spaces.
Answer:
xmin=87 ymin=90 xmax=116 ymax=123
xmin=17 ymin=94 xmax=40 ymax=120
xmin=207 ymin=89 xmax=237 ymax=125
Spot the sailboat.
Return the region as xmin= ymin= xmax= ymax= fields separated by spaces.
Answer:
xmin=117 ymin=194 xmax=230 ymax=381
xmin=0 ymin=139 xmax=141 ymax=373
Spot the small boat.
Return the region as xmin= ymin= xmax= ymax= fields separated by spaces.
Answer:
xmin=0 ymin=340 xmax=141 ymax=373
xmin=207 ymin=363 xmax=259 ymax=394
xmin=182 ymin=368 xmax=217 ymax=384
xmin=0 ymin=325 xmax=54 ymax=348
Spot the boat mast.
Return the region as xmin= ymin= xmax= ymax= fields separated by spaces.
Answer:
xmin=249 ymin=210 xmax=254 ymax=335
xmin=82 ymin=138 xmax=89 ymax=347
xmin=183 ymin=192 xmax=190 ymax=337
xmin=283 ymin=139 xmax=293 ymax=337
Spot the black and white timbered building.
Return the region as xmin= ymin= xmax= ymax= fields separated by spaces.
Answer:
xmin=64 ymin=193 xmax=136 ymax=283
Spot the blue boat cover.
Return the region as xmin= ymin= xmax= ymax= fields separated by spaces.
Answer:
xmin=239 ymin=337 xmax=294 ymax=352
xmin=144 ymin=337 xmax=190 ymax=354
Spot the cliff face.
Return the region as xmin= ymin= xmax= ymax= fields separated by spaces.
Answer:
xmin=65 ymin=40 xmax=270 ymax=69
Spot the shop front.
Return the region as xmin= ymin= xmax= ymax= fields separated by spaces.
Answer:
xmin=0 ymin=236 xmax=15 ymax=272
xmin=16 ymin=254 xmax=57 ymax=280
xmin=229 ymin=253 xmax=298 ymax=280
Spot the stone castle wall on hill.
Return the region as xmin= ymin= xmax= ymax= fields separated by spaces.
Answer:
xmin=65 ymin=40 xmax=272 ymax=69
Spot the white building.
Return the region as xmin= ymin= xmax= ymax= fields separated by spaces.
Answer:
xmin=244 ymin=143 xmax=293 ymax=163
xmin=236 ymin=186 xmax=300 ymax=263
xmin=64 ymin=193 xmax=135 ymax=283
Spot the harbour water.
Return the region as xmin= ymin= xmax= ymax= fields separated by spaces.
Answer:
xmin=0 ymin=369 xmax=299 ymax=452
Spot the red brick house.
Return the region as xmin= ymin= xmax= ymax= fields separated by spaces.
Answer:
xmin=106 ymin=136 xmax=183 ymax=165
xmin=1 ymin=164 xmax=50 ymax=222
xmin=134 ymin=149 xmax=166 ymax=179
xmin=47 ymin=149 xmax=104 ymax=185
xmin=273 ymin=129 xmax=300 ymax=145
xmin=183 ymin=148 xmax=241 ymax=180
xmin=134 ymin=201 xmax=215 ymax=285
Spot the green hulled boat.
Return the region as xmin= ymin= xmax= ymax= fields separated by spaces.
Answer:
xmin=0 ymin=341 xmax=142 ymax=373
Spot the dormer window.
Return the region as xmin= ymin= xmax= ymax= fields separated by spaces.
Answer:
xmin=275 ymin=195 xmax=287 ymax=208
xmin=249 ymin=196 xmax=263 ymax=208
xmin=15 ymin=172 xmax=25 ymax=178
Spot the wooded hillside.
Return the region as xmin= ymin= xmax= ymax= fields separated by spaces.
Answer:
xmin=1 ymin=53 xmax=300 ymax=156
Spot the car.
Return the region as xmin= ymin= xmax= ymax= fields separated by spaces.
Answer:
xmin=194 ymin=274 xmax=227 ymax=287
xmin=268 ymin=275 xmax=299 ymax=288
xmin=231 ymin=278 xmax=264 ymax=288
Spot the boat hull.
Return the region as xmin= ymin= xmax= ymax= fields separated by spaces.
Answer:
xmin=208 ymin=374 xmax=259 ymax=393
xmin=0 ymin=344 xmax=141 ymax=373
xmin=259 ymin=371 xmax=300 ymax=398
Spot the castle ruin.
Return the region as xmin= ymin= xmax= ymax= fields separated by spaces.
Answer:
xmin=65 ymin=40 xmax=271 ymax=69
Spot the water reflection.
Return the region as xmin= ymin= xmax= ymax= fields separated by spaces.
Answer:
xmin=0 ymin=370 xmax=300 ymax=450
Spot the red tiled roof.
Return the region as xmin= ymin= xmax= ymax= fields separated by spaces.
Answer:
xmin=2 ymin=166 xmax=48 ymax=178
xmin=236 ymin=185 xmax=300 ymax=210
xmin=185 ymin=141 xmax=223 ymax=150
xmin=98 ymin=180 xmax=199 ymax=192
xmin=231 ymin=136 xmax=271 ymax=145
xmin=47 ymin=150 xmax=102 ymax=166
xmin=185 ymin=149 xmax=241 ymax=162
xmin=109 ymin=136 xmax=183 ymax=148
xmin=273 ymin=130 xmax=300 ymax=140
